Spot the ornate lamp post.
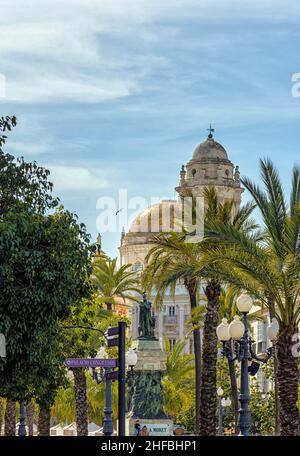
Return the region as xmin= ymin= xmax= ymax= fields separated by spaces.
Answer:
xmin=18 ymin=401 xmax=27 ymax=437
xmin=92 ymin=347 xmax=138 ymax=436
xmin=216 ymin=294 xmax=278 ymax=436
xmin=92 ymin=366 xmax=114 ymax=436
xmin=217 ymin=387 xmax=231 ymax=435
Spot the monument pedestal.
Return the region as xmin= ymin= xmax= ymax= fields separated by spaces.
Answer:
xmin=127 ymin=337 xmax=173 ymax=436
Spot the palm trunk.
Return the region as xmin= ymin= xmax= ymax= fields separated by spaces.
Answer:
xmin=185 ymin=279 xmax=201 ymax=435
xmin=73 ymin=368 xmax=88 ymax=436
xmin=4 ymin=400 xmax=16 ymax=436
xmin=276 ymin=323 xmax=299 ymax=436
xmin=273 ymin=344 xmax=280 ymax=435
xmin=26 ymin=402 xmax=35 ymax=436
xmin=38 ymin=406 xmax=50 ymax=436
xmin=200 ymin=279 xmax=221 ymax=436
xmin=268 ymin=297 xmax=280 ymax=435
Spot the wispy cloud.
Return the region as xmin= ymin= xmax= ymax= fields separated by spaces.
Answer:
xmin=46 ymin=165 xmax=109 ymax=191
xmin=2 ymin=0 xmax=299 ymax=103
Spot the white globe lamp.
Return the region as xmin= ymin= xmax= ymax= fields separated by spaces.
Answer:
xmin=216 ymin=318 xmax=230 ymax=342
xmin=126 ymin=348 xmax=138 ymax=369
xmin=217 ymin=387 xmax=224 ymax=397
xmin=236 ymin=294 xmax=253 ymax=314
xmin=229 ymin=315 xmax=245 ymax=340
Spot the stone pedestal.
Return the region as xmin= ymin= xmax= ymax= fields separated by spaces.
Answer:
xmin=127 ymin=337 xmax=173 ymax=436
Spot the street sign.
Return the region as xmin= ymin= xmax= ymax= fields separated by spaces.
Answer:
xmin=107 ymin=337 xmax=119 ymax=348
xmin=107 ymin=327 xmax=119 ymax=337
xmin=65 ymin=358 xmax=117 ymax=368
xmin=106 ymin=370 xmax=119 ymax=382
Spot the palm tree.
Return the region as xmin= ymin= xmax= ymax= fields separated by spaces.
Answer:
xmin=4 ymin=400 xmax=15 ymax=436
xmin=92 ymin=257 xmax=140 ymax=311
xmin=26 ymin=402 xmax=35 ymax=436
xmin=142 ymin=188 xmax=255 ymax=435
xmin=37 ymin=405 xmax=50 ymax=436
xmin=163 ymin=340 xmax=195 ymax=418
xmin=199 ymin=188 xmax=256 ymax=436
xmin=142 ymin=233 xmax=202 ymax=433
xmin=199 ymin=159 xmax=300 ymax=436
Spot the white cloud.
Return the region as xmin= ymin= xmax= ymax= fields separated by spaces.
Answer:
xmin=1 ymin=0 xmax=299 ymax=103
xmin=46 ymin=165 xmax=109 ymax=190
xmin=5 ymin=141 xmax=49 ymax=156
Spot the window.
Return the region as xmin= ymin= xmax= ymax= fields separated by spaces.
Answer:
xmin=132 ymin=261 xmax=143 ymax=273
xmin=192 ymin=169 xmax=196 ymax=177
xmin=168 ymin=306 xmax=176 ymax=316
xmin=169 ymin=339 xmax=176 ymax=350
xmin=257 ymin=322 xmax=266 ymax=354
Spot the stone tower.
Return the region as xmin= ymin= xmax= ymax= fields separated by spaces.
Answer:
xmin=175 ymin=128 xmax=243 ymax=210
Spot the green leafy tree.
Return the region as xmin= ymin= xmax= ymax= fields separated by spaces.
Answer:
xmin=249 ymin=381 xmax=275 ymax=435
xmin=0 ymin=120 xmax=93 ymax=427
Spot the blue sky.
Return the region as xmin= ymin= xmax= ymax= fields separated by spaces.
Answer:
xmin=1 ymin=0 xmax=300 ymax=257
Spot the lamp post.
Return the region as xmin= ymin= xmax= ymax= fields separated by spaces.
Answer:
xmin=92 ymin=366 xmax=114 ymax=436
xmin=217 ymin=387 xmax=231 ymax=435
xmin=93 ymin=347 xmax=138 ymax=436
xmin=18 ymin=401 xmax=27 ymax=437
xmin=217 ymin=387 xmax=224 ymax=435
xmin=216 ymin=294 xmax=278 ymax=436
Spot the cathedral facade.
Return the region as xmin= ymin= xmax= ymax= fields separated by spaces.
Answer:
xmin=119 ymin=129 xmax=243 ymax=353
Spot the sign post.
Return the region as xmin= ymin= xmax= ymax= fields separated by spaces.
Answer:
xmin=65 ymin=322 xmax=127 ymax=437
xmin=65 ymin=358 xmax=117 ymax=368
xmin=118 ymin=321 xmax=126 ymax=437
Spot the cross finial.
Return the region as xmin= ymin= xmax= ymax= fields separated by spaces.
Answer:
xmin=207 ymin=123 xmax=215 ymax=138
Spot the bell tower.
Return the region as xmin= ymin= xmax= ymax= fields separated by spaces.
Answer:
xmin=175 ymin=127 xmax=243 ymax=208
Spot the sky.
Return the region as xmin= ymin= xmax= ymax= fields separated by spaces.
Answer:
xmin=1 ymin=0 xmax=300 ymax=258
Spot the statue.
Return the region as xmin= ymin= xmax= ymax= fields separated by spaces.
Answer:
xmin=138 ymin=292 xmax=155 ymax=338
xmin=234 ymin=165 xmax=240 ymax=183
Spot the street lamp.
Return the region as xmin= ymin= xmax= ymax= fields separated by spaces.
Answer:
xmin=126 ymin=348 xmax=138 ymax=374
xmin=18 ymin=401 xmax=27 ymax=437
xmin=217 ymin=388 xmax=231 ymax=435
xmin=216 ymin=294 xmax=277 ymax=436
xmin=92 ymin=366 xmax=114 ymax=436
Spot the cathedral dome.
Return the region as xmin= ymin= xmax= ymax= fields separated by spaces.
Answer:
xmin=192 ymin=134 xmax=228 ymax=161
xmin=129 ymin=200 xmax=180 ymax=234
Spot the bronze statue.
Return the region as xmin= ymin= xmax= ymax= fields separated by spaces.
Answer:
xmin=138 ymin=292 xmax=155 ymax=338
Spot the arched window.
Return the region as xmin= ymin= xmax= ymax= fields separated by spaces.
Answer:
xmin=192 ymin=168 xmax=196 ymax=177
